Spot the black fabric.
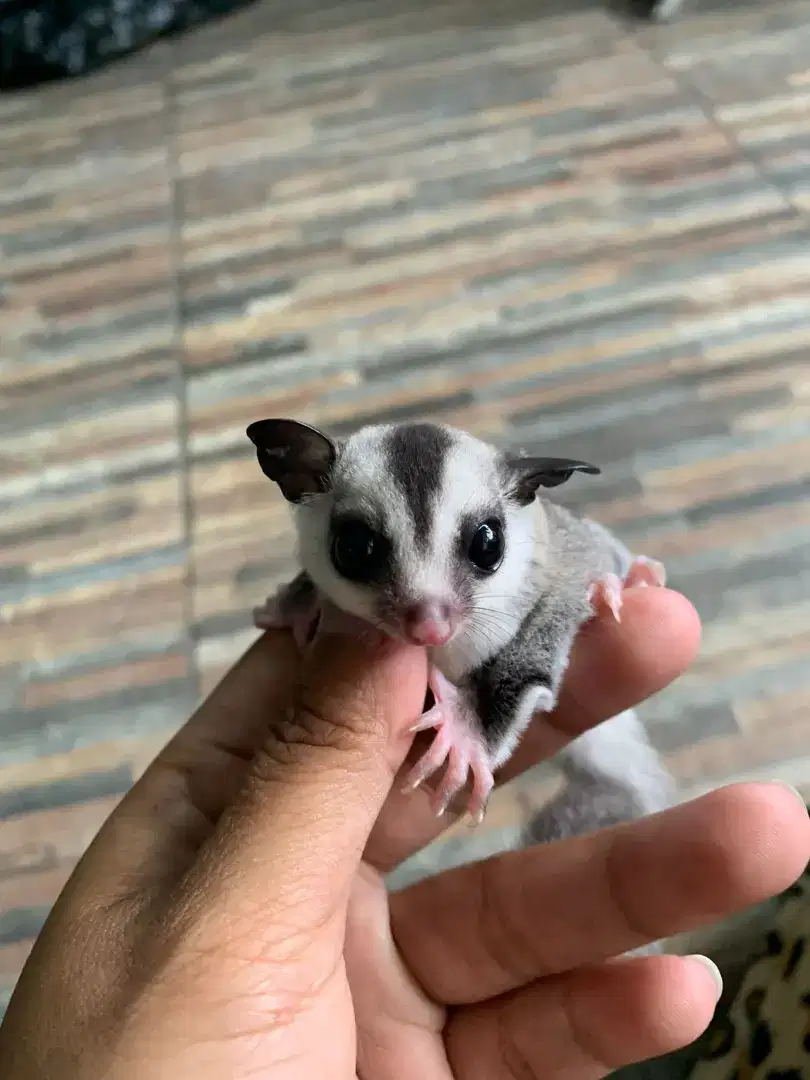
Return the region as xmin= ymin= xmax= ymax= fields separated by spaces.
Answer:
xmin=0 ymin=0 xmax=258 ymax=89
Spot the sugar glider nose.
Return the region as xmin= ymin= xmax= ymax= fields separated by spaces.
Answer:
xmin=402 ymin=600 xmax=456 ymax=646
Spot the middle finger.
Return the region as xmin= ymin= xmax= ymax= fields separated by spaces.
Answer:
xmin=390 ymin=781 xmax=810 ymax=1005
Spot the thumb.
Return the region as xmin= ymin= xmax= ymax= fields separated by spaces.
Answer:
xmin=189 ymin=629 xmax=428 ymax=930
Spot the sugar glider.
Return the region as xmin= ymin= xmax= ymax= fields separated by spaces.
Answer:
xmin=246 ymin=418 xmax=675 ymax=833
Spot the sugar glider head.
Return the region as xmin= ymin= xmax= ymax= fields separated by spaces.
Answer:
xmin=247 ymin=418 xmax=599 ymax=647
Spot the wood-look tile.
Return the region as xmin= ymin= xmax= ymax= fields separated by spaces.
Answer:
xmin=0 ymin=50 xmax=194 ymax=735
xmin=644 ymin=1 xmax=810 ymax=208
xmin=0 ymin=48 xmax=195 ymax=1013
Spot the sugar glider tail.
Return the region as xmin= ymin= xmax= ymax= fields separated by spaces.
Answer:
xmin=523 ymin=709 xmax=675 ymax=845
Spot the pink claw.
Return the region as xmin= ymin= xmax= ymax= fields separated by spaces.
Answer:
xmin=402 ymin=666 xmax=495 ymax=825
xmin=589 ymin=572 xmax=624 ymax=622
xmin=409 ymin=704 xmax=445 ymax=734
xmin=401 ymin=716 xmax=453 ymax=793
xmin=625 ymin=556 xmax=667 ymax=589
xmin=433 ymin=739 xmax=494 ymax=824
xmin=589 ymin=557 xmax=667 ymax=624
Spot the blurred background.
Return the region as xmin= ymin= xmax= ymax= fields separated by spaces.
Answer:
xmin=2 ymin=0 xmax=810 ymax=1017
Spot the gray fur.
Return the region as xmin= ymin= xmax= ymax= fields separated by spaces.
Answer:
xmin=462 ymin=500 xmax=628 ymax=754
xmin=525 ymin=709 xmax=675 ymax=846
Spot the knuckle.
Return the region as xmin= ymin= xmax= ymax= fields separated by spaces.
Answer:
xmin=474 ymin=861 xmax=540 ymax=988
xmin=255 ymin=702 xmax=374 ymax=777
xmin=605 ymin=831 xmax=668 ymax=943
xmin=496 ymin=1003 xmax=543 ymax=1080
xmin=298 ymin=668 xmax=387 ymax=741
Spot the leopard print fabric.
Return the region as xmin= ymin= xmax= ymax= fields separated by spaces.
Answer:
xmin=688 ymin=863 xmax=810 ymax=1080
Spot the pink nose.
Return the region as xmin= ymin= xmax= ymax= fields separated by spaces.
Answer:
xmin=402 ymin=601 xmax=455 ymax=646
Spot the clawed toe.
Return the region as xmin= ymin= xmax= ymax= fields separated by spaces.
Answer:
xmin=408 ymin=704 xmax=444 ymax=734
xmin=253 ymin=601 xmax=285 ymax=630
xmin=253 ymin=588 xmax=320 ymax=649
xmin=429 ymin=747 xmax=494 ymax=824
xmin=626 ymin=556 xmax=667 ymax=589
xmin=589 ymin=556 xmax=666 ymax=624
xmin=431 ymin=746 xmax=472 ymax=818
xmin=402 ymin=665 xmax=495 ymax=823
xmin=589 ymin=572 xmax=624 ymax=622
xmin=401 ymin=723 xmax=452 ymax=793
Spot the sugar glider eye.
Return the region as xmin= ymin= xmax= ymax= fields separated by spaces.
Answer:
xmin=468 ymin=519 xmax=504 ymax=573
xmin=331 ymin=517 xmax=390 ymax=583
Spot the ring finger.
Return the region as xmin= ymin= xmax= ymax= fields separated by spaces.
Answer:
xmin=446 ymin=953 xmax=722 ymax=1080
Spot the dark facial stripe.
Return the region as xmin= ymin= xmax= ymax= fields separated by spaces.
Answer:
xmin=384 ymin=423 xmax=452 ymax=551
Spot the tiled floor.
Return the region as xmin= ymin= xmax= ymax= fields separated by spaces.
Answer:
xmin=3 ymin=0 xmax=810 ymax=1013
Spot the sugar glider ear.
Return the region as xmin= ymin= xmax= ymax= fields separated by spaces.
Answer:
xmin=246 ymin=418 xmax=338 ymax=503
xmin=504 ymin=454 xmax=601 ymax=506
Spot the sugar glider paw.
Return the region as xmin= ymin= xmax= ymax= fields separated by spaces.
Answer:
xmin=625 ymin=555 xmax=667 ymax=589
xmin=589 ymin=557 xmax=667 ymax=623
xmin=253 ymin=577 xmax=320 ymax=650
xmin=589 ymin=572 xmax=624 ymax=622
xmin=403 ymin=667 xmax=494 ymax=825
xmin=253 ymin=595 xmax=287 ymax=631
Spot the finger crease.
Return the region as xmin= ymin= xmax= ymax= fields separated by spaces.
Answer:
xmin=558 ymin=977 xmax=614 ymax=1075
xmin=604 ymin=832 xmax=666 ymax=944
xmin=154 ymin=757 xmax=223 ymax=832
xmin=496 ymin=1000 xmax=541 ymax=1080
xmin=203 ymin=735 xmax=256 ymax=765
xmin=475 ymin=861 xmax=538 ymax=989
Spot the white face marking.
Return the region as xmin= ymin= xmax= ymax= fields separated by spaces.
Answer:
xmin=390 ymin=430 xmax=482 ymax=606
xmin=435 ymin=433 xmax=538 ymax=677
xmin=293 ymin=423 xmax=540 ymax=673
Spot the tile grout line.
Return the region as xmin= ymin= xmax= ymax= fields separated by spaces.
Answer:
xmin=160 ymin=41 xmax=203 ymax=699
xmin=636 ymin=30 xmax=810 ymax=229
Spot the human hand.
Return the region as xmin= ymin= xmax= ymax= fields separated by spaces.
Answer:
xmin=1 ymin=587 xmax=808 ymax=1080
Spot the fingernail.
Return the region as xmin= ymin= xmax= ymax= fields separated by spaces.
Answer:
xmin=687 ymin=955 xmax=723 ymax=1002
xmin=769 ymin=781 xmax=807 ymax=810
